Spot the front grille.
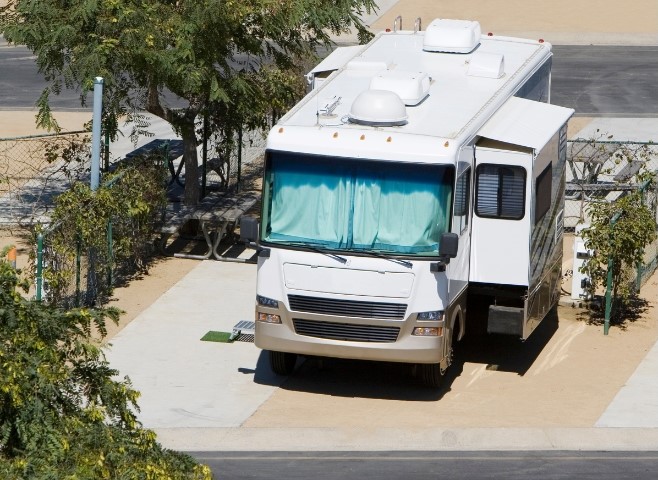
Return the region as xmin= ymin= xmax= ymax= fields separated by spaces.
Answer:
xmin=288 ymin=294 xmax=407 ymax=320
xmin=293 ymin=319 xmax=400 ymax=343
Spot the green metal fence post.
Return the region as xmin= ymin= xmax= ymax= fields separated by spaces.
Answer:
xmin=604 ymin=255 xmax=613 ymax=336
xmin=76 ymin=236 xmax=81 ymax=307
xmin=36 ymin=232 xmax=43 ymax=301
xmin=604 ymin=212 xmax=621 ymax=335
xmin=237 ymin=125 xmax=242 ymax=193
xmin=107 ymin=219 xmax=113 ymax=288
xmin=202 ymin=112 xmax=208 ymax=199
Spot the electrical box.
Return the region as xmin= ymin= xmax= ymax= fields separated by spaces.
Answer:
xmin=571 ymin=224 xmax=593 ymax=300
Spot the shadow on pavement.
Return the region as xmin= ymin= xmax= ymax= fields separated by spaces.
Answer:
xmin=252 ymin=309 xmax=559 ymax=401
xmin=456 ymin=307 xmax=560 ymax=376
xmin=258 ymin=353 xmax=445 ymax=401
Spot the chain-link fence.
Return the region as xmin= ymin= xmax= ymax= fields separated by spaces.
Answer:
xmin=0 ymin=131 xmax=90 ymax=226
xmin=1 ymin=124 xmax=266 ymax=305
xmin=636 ymin=181 xmax=658 ymax=289
xmin=565 ymin=139 xmax=658 ymax=294
xmin=565 ymin=139 xmax=658 ymax=229
xmin=201 ymin=127 xmax=266 ymax=195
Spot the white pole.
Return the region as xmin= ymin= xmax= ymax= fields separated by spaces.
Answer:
xmin=91 ymin=77 xmax=104 ymax=191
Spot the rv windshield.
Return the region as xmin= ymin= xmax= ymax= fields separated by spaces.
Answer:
xmin=261 ymin=151 xmax=454 ymax=257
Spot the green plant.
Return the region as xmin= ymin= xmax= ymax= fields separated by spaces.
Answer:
xmin=579 ymin=171 xmax=657 ymax=316
xmin=0 ymin=258 xmax=212 ymax=479
xmin=29 ymin=154 xmax=167 ymax=306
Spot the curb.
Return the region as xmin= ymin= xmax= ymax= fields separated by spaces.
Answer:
xmin=153 ymin=427 xmax=658 ymax=452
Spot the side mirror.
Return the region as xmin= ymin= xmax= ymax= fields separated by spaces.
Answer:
xmin=240 ymin=216 xmax=259 ymax=244
xmin=439 ymin=232 xmax=458 ymax=258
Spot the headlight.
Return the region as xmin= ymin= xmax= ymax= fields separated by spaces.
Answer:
xmin=257 ymin=295 xmax=279 ymax=308
xmin=416 ymin=310 xmax=444 ymax=321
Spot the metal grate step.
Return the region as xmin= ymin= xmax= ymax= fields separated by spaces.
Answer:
xmin=231 ymin=320 xmax=255 ymax=342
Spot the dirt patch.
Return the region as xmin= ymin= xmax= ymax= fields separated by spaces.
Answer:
xmin=0 ymin=111 xmax=90 ymax=138
xmin=243 ymin=269 xmax=658 ymax=429
xmin=244 ymin=295 xmax=656 ymax=428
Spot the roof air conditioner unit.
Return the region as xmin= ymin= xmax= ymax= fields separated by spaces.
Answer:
xmin=423 ymin=18 xmax=481 ymax=54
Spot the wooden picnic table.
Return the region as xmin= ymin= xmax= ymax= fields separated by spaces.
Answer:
xmin=159 ymin=190 xmax=260 ymax=260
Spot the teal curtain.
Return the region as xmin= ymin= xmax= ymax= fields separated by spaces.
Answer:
xmin=265 ymin=153 xmax=453 ymax=254
xmin=269 ymin=160 xmax=352 ymax=246
xmin=352 ymin=167 xmax=448 ymax=253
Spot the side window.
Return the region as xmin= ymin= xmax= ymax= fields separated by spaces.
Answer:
xmin=475 ymin=164 xmax=526 ymax=220
xmin=452 ymin=168 xmax=471 ymax=234
xmin=534 ymin=162 xmax=552 ymax=224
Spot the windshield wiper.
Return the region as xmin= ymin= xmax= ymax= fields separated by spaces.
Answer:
xmin=279 ymin=241 xmax=347 ymax=264
xmin=356 ymin=250 xmax=413 ymax=269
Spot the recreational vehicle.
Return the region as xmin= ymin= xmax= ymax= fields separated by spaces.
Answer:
xmin=241 ymin=18 xmax=574 ymax=387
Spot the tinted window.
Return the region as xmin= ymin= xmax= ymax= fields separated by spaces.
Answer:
xmin=535 ymin=163 xmax=552 ymax=224
xmin=475 ymin=164 xmax=526 ymax=220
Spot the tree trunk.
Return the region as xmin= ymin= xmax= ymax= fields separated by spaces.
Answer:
xmin=180 ymin=121 xmax=200 ymax=206
xmin=145 ymin=81 xmax=201 ymax=206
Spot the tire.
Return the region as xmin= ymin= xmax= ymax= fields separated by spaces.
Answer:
xmin=269 ymin=350 xmax=297 ymax=375
xmin=417 ymin=362 xmax=444 ymax=388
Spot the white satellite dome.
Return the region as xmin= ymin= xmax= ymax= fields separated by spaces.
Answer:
xmin=348 ymin=89 xmax=408 ymax=126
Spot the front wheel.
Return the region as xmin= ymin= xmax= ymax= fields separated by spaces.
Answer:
xmin=269 ymin=350 xmax=297 ymax=375
xmin=417 ymin=362 xmax=444 ymax=388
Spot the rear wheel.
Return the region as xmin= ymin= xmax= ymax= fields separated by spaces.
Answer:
xmin=269 ymin=350 xmax=297 ymax=375
xmin=417 ymin=362 xmax=444 ymax=388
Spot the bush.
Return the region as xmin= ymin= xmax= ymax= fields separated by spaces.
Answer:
xmin=30 ymin=155 xmax=167 ymax=307
xmin=0 ymin=254 xmax=212 ymax=479
xmin=580 ymin=176 xmax=657 ymax=315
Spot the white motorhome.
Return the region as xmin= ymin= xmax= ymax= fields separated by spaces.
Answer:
xmin=241 ymin=19 xmax=574 ymax=387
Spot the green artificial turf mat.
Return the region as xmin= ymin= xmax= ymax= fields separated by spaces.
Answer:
xmin=201 ymin=331 xmax=233 ymax=343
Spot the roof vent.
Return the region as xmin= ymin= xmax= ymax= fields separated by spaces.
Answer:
xmin=467 ymin=51 xmax=505 ymax=78
xmin=423 ymin=19 xmax=481 ymax=54
xmin=348 ymin=90 xmax=408 ymax=126
xmin=370 ymin=71 xmax=430 ymax=106
xmin=346 ymin=58 xmax=391 ymax=71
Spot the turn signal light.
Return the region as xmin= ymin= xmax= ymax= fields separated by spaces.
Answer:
xmin=257 ymin=312 xmax=282 ymax=324
xmin=412 ymin=327 xmax=443 ymax=337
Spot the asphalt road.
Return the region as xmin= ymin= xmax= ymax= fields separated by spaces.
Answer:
xmin=191 ymin=451 xmax=658 ymax=479
xmin=551 ymin=45 xmax=658 ymax=117
xmin=2 ymin=42 xmax=657 ymax=117
xmin=0 ymin=41 xmax=84 ymax=110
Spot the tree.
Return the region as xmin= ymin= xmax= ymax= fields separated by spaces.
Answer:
xmin=0 ymin=252 xmax=212 ymax=478
xmin=0 ymin=0 xmax=376 ymax=205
